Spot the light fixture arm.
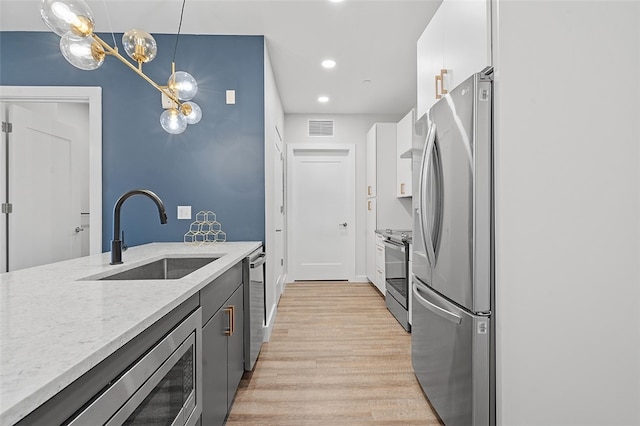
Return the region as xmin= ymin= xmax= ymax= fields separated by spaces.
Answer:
xmin=40 ymin=0 xmax=199 ymax=134
xmin=91 ymin=34 xmax=183 ymax=108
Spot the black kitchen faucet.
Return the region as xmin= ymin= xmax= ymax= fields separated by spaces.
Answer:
xmin=110 ymin=189 xmax=168 ymax=264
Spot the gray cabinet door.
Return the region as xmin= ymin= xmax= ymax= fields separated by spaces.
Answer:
xmin=226 ymin=286 xmax=244 ymax=409
xmin=202 ymin=306 xmax=229 ymax=426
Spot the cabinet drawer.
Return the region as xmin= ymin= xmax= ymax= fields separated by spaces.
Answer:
xmin=201 ymin=262 xmax=242 ymax=325
xmin=375 ymin=244 xmax=385 ymax=270
xmin=375 ymin=267 xmax=385 ymax=292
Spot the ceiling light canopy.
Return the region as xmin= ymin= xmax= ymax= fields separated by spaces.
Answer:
xmin=39 ymin=0 xmax=201 ymax=135
xmin=321 ymin=59 xmax=336 ymax=69
xmin=318 ymin=96 xmax=330 ymax=103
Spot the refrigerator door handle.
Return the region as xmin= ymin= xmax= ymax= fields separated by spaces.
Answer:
xmin=413 ymin=282 xmax=462 ymax=325
xmin=419 ymin=122 xmax=437 ymax=268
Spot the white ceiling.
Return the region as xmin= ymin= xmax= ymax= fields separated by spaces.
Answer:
xmin=0 ymin=0 xmax=441 ymax=115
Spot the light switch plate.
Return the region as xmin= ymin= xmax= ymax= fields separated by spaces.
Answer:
xmin=226 ymin=90 xmax=236 ymax=105
xmin=177 ymin=206 xmax=192 ymax=220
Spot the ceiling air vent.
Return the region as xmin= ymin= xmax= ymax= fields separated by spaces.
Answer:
xmin=308 ymin=120 xmax=335 ymax=137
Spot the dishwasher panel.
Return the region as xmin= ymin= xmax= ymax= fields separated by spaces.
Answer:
xmin=244 ymin=248 xmax=265 ymax=371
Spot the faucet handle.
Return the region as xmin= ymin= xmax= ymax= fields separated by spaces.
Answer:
xmin=122 ymin=231 xmax=128 ymax=252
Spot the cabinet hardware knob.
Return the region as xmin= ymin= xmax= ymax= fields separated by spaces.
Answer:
xmin=368 ymin=201 xmax=372 ymax=211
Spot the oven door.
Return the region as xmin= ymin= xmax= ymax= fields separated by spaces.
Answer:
xmin=383 ymin=239 xmax=409 ymax=309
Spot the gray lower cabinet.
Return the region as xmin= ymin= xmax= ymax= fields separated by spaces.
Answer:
xmin=200 ymin=263 xmax=244 ymax=425
xmin=14 ymin=259 xmax=248 ymax=426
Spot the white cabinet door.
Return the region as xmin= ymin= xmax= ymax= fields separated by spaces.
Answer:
xmin=441 ymin=0 xmax=490 ymax=93
xmin=366 ymin=197 xmax=377 ymax=283
xmin=365 ymin=122 xmax=411 ymax=291
xmin=417 ymin=0 xmax=490 ymax=119
xmin=366 ymin=125 xmax=376 ymax=198
xmin=417 ymin=6 xmax=445 ymax=119
xmin=374 ymin=234 xmax=386 ymax=294
xmin=396 ymin=110 xmax=413 ymax=198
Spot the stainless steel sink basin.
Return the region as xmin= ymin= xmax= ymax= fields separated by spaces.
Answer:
xmin=99 ymin=257 xmax=219 ymax=280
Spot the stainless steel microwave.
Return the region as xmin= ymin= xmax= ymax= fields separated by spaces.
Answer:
xmin=67 ymin=308 xmax=202 ymax=425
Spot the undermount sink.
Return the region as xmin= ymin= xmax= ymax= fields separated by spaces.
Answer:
xmin=98 ymin=257 xmax=219 ymax=281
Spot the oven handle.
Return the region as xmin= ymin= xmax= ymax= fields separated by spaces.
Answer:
xmin=382 ymin=239 xmax=406 ymax=251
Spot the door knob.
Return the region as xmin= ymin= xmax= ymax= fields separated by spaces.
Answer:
xmin=339 ymin=222 xmax=348 ymax=227
xmin=75 ymin=227 xmax=84 ymax=233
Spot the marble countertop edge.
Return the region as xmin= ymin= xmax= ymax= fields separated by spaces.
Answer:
xmin=0 ymin=241 xmax=262 ymax=426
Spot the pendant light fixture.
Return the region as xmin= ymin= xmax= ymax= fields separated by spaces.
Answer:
xmin=40 ymin=0 xmax=201 ymax=135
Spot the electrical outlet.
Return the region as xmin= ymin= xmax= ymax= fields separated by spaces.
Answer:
xmin=177 ymin=206 xmax=192 ymax=220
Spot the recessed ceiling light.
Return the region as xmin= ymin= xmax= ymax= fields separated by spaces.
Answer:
xmin=329 ymin=0 xmax=344 ymax=3
xmin=322 ymin=59 xmax=337 ymax=69
xmin=318 ymin=96 xmax=330 ymax=103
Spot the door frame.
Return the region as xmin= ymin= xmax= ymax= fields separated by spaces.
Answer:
xmin=273 ymin=126 xmax=285 ymax=295
xmin=286 ymin=143 xmax=356 ymax=282
xmin=0 ymin=86 xmax=102 ymax=256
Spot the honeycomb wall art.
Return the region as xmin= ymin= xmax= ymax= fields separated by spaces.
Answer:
xmin=184 ymin=211 xmax=227 ymax=244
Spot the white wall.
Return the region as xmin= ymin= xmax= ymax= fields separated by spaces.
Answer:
xmin=263 ymin=42 xmax=285 ymax=339
xmin=492 ymin=1 xmax=640 ymax=425
xmin=284 ymin=113 xmax=402 ymax=281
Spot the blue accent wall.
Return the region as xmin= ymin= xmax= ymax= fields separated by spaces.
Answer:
xmin=0 ymin=32 xmax=265 ymax=251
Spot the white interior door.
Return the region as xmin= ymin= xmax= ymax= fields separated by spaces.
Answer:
xmin=7 ymin=104 xmax=81 ymax=271
xmin=0 ymin=86 xmax=103 ymax=268
xmin=287 ymin=144 xmax=356 ymax=281
xmin=273 ymin=131 xmax=285 ymax=294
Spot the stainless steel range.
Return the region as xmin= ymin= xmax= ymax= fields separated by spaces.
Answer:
xmin=377 ymin=229 xmax=412 ymax=331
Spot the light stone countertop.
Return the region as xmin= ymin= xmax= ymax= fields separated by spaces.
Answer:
xmin=0 ymin=241 xmax=261 ymax=426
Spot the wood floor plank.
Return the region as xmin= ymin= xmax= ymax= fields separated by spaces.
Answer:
xmin=226 ymin=282 xmax=441 ymax=425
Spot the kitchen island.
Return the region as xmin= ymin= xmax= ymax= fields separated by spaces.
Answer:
xmin=0 ymin=241 xmax=261 ymax=425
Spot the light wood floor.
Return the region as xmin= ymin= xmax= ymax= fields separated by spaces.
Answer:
xmin=226 ymin=281 xmax=442 ymax=425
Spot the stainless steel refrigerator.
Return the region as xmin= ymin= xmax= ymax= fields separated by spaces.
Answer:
xmin=411 ymin=67 xmax=494 ymax=426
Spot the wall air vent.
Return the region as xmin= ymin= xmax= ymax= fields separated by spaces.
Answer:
xmin=308 ymin=120 xmax=335 ymax=137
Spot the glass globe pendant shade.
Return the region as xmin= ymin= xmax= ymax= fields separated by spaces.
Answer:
xmin=160 ymin=108 xmax=187 ymax=135
xmin=60 ymin=31 xmax=104 ymax=70
xmin=122 ymin=29 xmax=158 ymax=64
xmin=41 ymin=0 xmax=95 ymax=37
xmin=168 ymin=71 xmax=198 ymax=101
xmin=182 ymin=102 xmax=202 ymax=125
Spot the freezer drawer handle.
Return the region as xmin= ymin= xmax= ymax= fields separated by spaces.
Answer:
xmin=413 ymin=283 xmax=462 ymax=325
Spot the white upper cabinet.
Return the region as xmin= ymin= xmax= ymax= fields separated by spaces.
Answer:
xmin=396 ymin=109 xmax=413 ymax=198
xmin=417 ymin=0 xmax=491 ymax=119
xmin=366 ymin=125 xmax=377 ymax=198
